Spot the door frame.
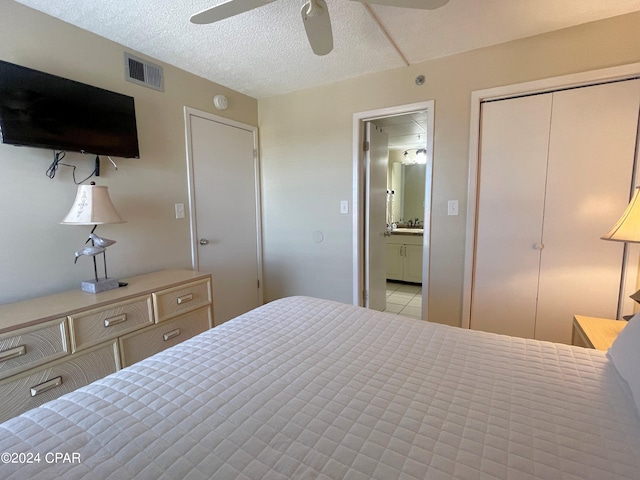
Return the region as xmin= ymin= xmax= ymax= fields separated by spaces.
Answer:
xmin=352 ymin=100 xmax=435 ymax=320
xmin=462 ymin=63 xmax=640 ymax=329
xmin=184 ymin=107 xmax=264 ymax=305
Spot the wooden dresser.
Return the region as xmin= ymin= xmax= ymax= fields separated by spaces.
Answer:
xmin=0 ymin=269 xmax=213 ymax=423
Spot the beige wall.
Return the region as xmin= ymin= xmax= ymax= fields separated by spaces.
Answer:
xmin=4 ymin=1 xmax=640 ymax=327
xmin=0 ymin=0 xmax=257 ymax=304
xmin=258 ymin=11 xmax=640 ymax=327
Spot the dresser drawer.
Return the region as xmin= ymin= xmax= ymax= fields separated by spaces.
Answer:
xmin=0 ymin=318 xmax=68 ymax=381
xmin=153 ymin=278 xmax=212 ymax=323
xmin=68 ymin=295 xmax=154 ymax=353
xmin=119 ymin=306 xmax=211 ymax=367
xmin=0 ymin=341 xmax=119 ymax=423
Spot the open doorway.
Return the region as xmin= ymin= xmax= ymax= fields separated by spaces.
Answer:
xmin=352 ymin=101 xmax=434 ymax=321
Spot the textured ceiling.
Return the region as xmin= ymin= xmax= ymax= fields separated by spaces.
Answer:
xmin=14 ymin=0 xmax=640 ymax=99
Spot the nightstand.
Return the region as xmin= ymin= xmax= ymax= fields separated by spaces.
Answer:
xmin=572 ymin=315 xmax=627 ymax=351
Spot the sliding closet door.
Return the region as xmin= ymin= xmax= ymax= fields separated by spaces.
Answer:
xmin=472 ymin=79 xmax=640 ymax=344
xmin=535 ymin=80 xmax=640 ymax=343
xmin=470 ymin=95 xmax=552 ymax=338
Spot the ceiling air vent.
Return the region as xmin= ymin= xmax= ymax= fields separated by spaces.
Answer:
xmin=124 ymin=53 xmax=164 ymax=91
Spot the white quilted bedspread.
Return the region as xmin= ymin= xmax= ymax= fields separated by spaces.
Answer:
xmin=1 ymin=296 xmax=639 ymax=479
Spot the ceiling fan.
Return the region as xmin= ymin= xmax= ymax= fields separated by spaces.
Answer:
xmin=190 ymin=0 xmax=450 ymax=56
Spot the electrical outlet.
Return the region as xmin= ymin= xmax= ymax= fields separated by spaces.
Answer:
xmin=175 ymin=203 xmax=185 ymax=219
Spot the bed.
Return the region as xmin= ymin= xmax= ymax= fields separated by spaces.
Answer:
xmin=0 ymin=296 xmax=639 ymax=479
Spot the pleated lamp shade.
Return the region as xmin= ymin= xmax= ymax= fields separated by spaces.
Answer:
xmin=602 ymin=187 xmax=640 ymax=242
xmin=61 ymin=183 xmax=125 ymax=225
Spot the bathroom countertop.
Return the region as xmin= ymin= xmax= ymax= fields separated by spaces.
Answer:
xmin=390 ymin=228 xmax=424 ymax=236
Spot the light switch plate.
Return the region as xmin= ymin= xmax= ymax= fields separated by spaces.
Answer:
xmin=448 ymin=200 xmax=459 ymax=216
xmin=340 ymin=200 xmax=349 ymax=214
xmin=175 ymin=203 xmax=185 ymax=219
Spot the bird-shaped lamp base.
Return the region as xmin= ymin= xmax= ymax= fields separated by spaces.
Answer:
xmin=81 ymin=277 xmax=120 ymax=293
xmin=75 ymin=227 xmax=121 ymax=293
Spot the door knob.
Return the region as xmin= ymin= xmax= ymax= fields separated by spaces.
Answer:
xmin=534 ymin=242 xmax=544 ymax=250
xmin=199 ymin=238 xmax=209 ymax=246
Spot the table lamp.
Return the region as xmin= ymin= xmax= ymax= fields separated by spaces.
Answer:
xmin=61 ymin=182 xmax=126 ymax=293
xmin=602 ymin=186 xmax=640 ymax=311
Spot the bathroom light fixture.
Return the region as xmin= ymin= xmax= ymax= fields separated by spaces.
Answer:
xmin=402 ymin=150 xmax=415 ymax=165
xmin=401 ymin=148 xmax=427 ymax=165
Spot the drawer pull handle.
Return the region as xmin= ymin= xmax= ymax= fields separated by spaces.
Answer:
xmin=163 ymin=329 xmax=181 ymax=342
xmin=0 ymin=345 xmax=27 ymax=362
xmin=177 ymin=294 xmax=193 ymax=305
xmin=30 ymin=376 xmax=63 ymax=397
xmin=104 ymin=314 xmax=127 ymax=328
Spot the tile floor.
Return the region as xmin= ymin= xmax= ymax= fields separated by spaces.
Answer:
xmin=384 ymin=281 xmax=423 ymax=320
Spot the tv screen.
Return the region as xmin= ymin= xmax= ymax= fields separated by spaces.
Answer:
xmin=0 ymin=60 xmax=139 ymax=158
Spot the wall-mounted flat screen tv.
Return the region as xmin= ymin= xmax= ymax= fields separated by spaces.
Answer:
xmin=0 ymin=60 xmax=139 ymax=158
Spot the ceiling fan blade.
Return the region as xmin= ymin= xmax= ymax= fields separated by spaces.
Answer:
xmin=354 ymin=0 xmax=449 ymax=10
xmin=190 ymin=0 xmax=277 ymax=24
xmin=301 ymin=0 xmax=333 ymax=56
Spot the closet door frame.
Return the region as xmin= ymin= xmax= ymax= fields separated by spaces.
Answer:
xmin=462 ymin=62 xmax=640 ymax=330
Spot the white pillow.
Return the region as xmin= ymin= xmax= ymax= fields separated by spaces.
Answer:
xmin=608 ymin=312 xmax=640 ymax=415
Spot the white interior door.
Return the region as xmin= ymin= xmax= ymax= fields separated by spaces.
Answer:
xmin=471 ymin=94 xmax=553 ymax=338
xmin=365 ymin=122 xmax=389 ymax=311
xmin=186 ymin=109 xmax=262 ymax=325
xmin=535 ymin=80 xmax=640 ymax=343
xmin=471 ymin=79 xmax=640 ymax=343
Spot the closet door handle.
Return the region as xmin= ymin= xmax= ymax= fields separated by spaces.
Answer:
xmin=534 ymin=243 xmax=544 ymax=250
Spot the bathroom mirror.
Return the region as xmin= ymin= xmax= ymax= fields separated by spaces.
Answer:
xmin=389 ymin=161 xmax=426 ymax=225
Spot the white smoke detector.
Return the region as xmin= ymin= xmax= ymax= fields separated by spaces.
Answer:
xmin=213 ymin=95 xmax=228 ymax=110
